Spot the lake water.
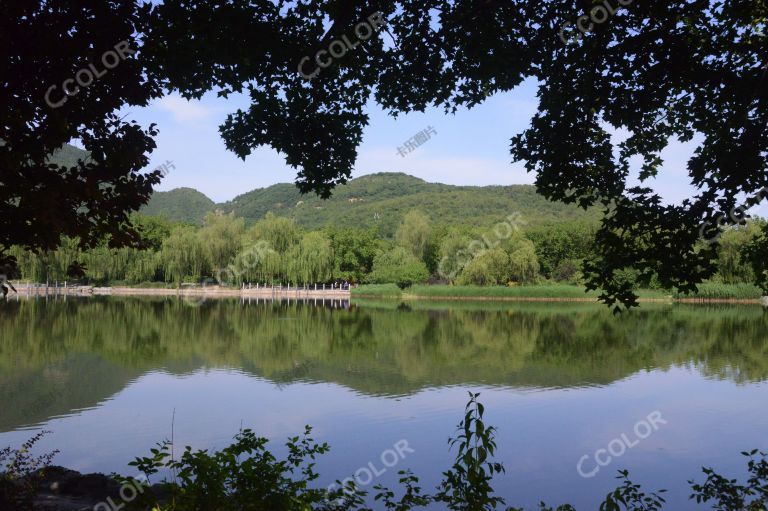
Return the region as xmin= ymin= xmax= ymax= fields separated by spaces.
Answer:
xmin=1 ymin=297 xmax=767 ymax=509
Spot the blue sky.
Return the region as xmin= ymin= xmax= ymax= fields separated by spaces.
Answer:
xmin=116 ymin=78 xmax=704 ymax=206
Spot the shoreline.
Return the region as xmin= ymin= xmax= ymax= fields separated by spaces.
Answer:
xmin=6 ymin=284 xmax=765 ymax=305
xmin=26 ymin=466 xmax=166 ymax=511
xmin=9 ymin=284 xmax=351 ymax=300
xmin=354 ymin=294 xmax=766 ymax=305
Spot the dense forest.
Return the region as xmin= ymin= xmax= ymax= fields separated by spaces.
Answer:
xmin=7 ymin=206 xmax=767 ymax=293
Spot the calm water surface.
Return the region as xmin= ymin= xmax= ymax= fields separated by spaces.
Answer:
xmin=1 ymin=297 xmax=767 ymax=509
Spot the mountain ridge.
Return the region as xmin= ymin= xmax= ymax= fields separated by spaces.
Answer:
xmin=142 ymin=172 xmax=599 ymax=233
xmin=44 ymin=146 xmax=598 ymax=232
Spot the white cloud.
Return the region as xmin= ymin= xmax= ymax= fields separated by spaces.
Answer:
xmin=155 ymin=94 xmax=215 ymax=122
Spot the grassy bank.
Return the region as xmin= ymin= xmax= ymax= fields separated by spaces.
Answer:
xmin=672 ymin=282 xmax=764 ymax=300
xmin=352 ymin=283 xmax=765 ymax=302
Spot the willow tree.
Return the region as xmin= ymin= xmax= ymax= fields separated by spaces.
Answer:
xmin=287 ymin=231 xmax=334 ymax=285
xmin=159 ymin=226 xmax=207 ymax=283
xmin=246 ymin=213 xmax=301 ymax=255
xmin=395 ymin=211 xmax=432 ymax=261
xmin=199 ymin=212 xmax=245 ymax=271
xmin=239 ymin=213 xmax=303 ymax=283
xmin=9 ymin=237 xmax=82 ymax=283
xmin=457 ymin=248 xmax=510 ymax=286
xmin=82 ymin=244 xmax=130 ymax=284
xmin=506 ymin=240 xmax=540 ymax=285
xmin=8 ymin=246 xmax=47 ymax=283
xmin=437 ymin=229 xmax=474 ymax=284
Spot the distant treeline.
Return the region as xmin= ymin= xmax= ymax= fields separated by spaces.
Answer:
xmin=7 ymin=211 xmax=767 ymax=290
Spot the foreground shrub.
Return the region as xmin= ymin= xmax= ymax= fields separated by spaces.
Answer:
xmin=0 ymin=431 xmax=58 ymax=511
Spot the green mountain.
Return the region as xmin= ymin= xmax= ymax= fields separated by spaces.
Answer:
xmin=142 ymin=173 xmax=598 ymax=233
xmin=142 ymin=187 xmax=217 ymax=225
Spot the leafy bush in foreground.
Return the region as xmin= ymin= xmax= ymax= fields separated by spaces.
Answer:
xmin=0 ymin=431 xmax=58 ymax=511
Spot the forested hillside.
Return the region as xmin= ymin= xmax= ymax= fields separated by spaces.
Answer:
xmin=46 ymin=147 xmax=594 ymax=234
xmin=144 ymin=173 xmax=599 ymax=233
xmin=142 ymin=188 xmax=217 ymax=225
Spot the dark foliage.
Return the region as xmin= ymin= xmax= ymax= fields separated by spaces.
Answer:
xmin=0 ymin=431 xmax=58 ymax=511
xmin=3 ymin=1 xmax=767 ymax=308
xmin=0 ymin=1 xmax=162 ymax=267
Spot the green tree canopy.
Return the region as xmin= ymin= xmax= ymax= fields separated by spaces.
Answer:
xmin=369 ymin=246 xmax=430 ymax=289
xmin=327 ymin=227 xmax=381 ymax=282
xmin=1 ymin=2 xmax=160 ymax=267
